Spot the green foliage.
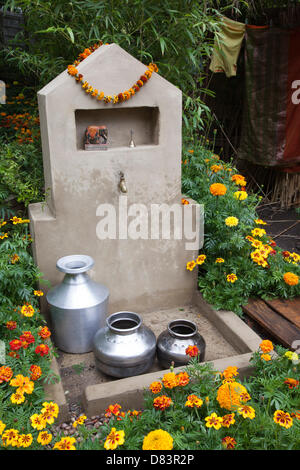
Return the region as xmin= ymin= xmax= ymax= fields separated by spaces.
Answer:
xmin=181 ymin=141 xmax=300 ymax=315
xmin=1 ymin=0 xmax=229 ymax=135
xmin=70 ymin=344 xmax=300 ymax=450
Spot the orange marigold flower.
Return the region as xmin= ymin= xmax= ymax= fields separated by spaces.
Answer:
xmin=221 ymin=413 xmax=235 ymax=428
xmin=9 ymin=339 xmax=23 ymax=351
xmin=222 ymin=436 xmax=237 ymax=449
xmin=284 ymin=378 xmax=299 ymax=389
xmin=19 ymin=331 xmax=35 ymax=346
xmin=185 ymin=345 xmax=199 ymax=357
xmin=0 ymin=366 xmax=13 ymax=384
xmin=259 ymin=340 xmax=273 ymax=353
xmin=181 ymin=198 xmax=189 ymax=205
xmin=185 ymin=394 xmax=203 ymax=408
xmin=231 ymin=174 xmax=246 ymax=186
xmin=217 ymin=381 xmax=248 ymax=411
xmin=176 ymin=372 xmax=189 ymax=387
xmin=162 ymin=372 xmax=178 ymax=389
xmin=148 ymin=63 xmax=158 ymax=73
xmin=261 ymin=353 xmax=272 ymax=361
xmin=283 ymin=272 xmax=299 ymax=286
xmin=209 ymin=183 xmax=227 ymax=196
xmin=149 ymin=381 xmax=162 ymax=394
xmin=6 ymin=321 xmax=17 ymax=330
xmin=105 ymin=403 xmax=122 ymax=418
xmin=38 ymin=326 xmax=51 ymax=339
xmin=273 ymin=410 xmax=293 ymax=429
xmin=35 ymin=344 xmax=50 ymax=357
xmin=153 ymin=395 xmax=173 ymax=411
xmin=222 ymin=366 xmax=239 ymax=380
xmin=30 ymin=365 xmax=42 ymax=381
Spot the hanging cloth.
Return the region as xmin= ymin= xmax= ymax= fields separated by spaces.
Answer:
xmin=238 ymin=25 xmax=300 ymax=169
xmin=209 ymin=16 xmax=246 ymax=78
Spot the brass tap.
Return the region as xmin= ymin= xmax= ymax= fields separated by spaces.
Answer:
xmin=119 ymin=172 xmax=127 ymax=193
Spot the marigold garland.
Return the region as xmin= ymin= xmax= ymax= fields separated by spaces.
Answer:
xmin=67 ymin=41 xmax=158 ymax=104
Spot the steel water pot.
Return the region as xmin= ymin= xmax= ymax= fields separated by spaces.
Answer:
xmin=46 ymin=254 xmax=109 ymax=353
xmin=156 ymin=319 xmax=206 ymax=368
xmin=93 ymin=311 xmax=156 ymax=378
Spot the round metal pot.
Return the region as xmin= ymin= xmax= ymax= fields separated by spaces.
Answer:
xmin=156 ymin=319 xmax=206 ymax=368
xmin=93 ymin=311 xmax=156 ymax=378
xmin=46 ymin=254 xmax=109 ymax=353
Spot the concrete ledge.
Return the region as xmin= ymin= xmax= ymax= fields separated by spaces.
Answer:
xmin=44 ymin=356 xmax=70 ymax=424
xmin=82 ymin=352 xmax=255 ymax=416
xmin=193 ymin=291 xmax=262 ymax=353
xmin=82 ymin=292 xmax=263 ymax=416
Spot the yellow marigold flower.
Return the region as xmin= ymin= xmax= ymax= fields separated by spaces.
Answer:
xmin=97 ymin=91 xmax=104 ymax=101
xmin=196 ymin=254 xmax=206 ymax=265
xmin=10 ymin=254 xmax=19 ymax=264
xmin=34 ymin=290 xmax=44 ymax=296
xmin=2 ymin=429 xmax=19 ymax=447
xmin=20 ymin=304 xmax=35 ymax=317
xmin=251 ymin=228 xmax=266 ymax=238
xmin=10 ymin=392 xmax=25 ymax=404
xmin=30 ymin=414 xmax=47 ymax=431
xmin=205 ymin=412 xmax=223 ymax=430
xmin=254 ymin=219 xmax=267 ymax=225
xmin=18 ymin=433 xmax=33 ymax=448
xmin=215 ymin=258 xmax=225 ymax=263
xmin=259 ymin=340 xmax=273 ymax=353
xmin=41 ymin=401 xmax=59 ymax=418
xmin=149 ymin=381 xmax=162 ymax=394
xmin=53 ymin=436 xmax=77 ymax=450
xmin=273 ymin=410 xmax=293 ymax=429
xmin=221 ymin=413 xmax=235 ymax=428
xmin=227 ymin=273 xmax=237 ymax=283
xmin=283 ymin=272 xmax=299 ymax=286
xmin=72 ymin=415 xmax=87 ymax=428
xmin=237 ymin=405 xmax=255 ymax=419
xmin=37 ymin=431 xmax=53 ymax=445
xmin=0 ymin=421 xmax=6 ymax=435
xmin=209 ymin=183 xmax=227 ymax=196
xmin=142 ymin=429 xmax=173 ymax=450
xmin=10 ymin=374 xmax=34 ymax=395
xmin=185 ymin=394 xmax=203 ymax=408
xmin=251 ymin=239 xmax=263 ymax=248
xmin=217 ymin=381 xmax=248 ymax=411
xmin=186 ymin=260 xmax=196 ymax=271
xmin=284 ymin=351 xmax=299 ymax=362
xmin=234 ymin=190 xmax=248 ymax=200
xmin=104 ymin=428 xmax=125 ymax=450
xmin=162 ymin=372 xmax=178 ymax=389
xmin=225 ymin=216 xmax=239 ymax=227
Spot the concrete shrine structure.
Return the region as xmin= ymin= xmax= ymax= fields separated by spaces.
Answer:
xmin=29 ymin=43 xmax=203 ymax=316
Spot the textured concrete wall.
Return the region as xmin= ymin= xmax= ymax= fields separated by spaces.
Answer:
xmin=29 ymin=44 xmax=201 ymax=315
